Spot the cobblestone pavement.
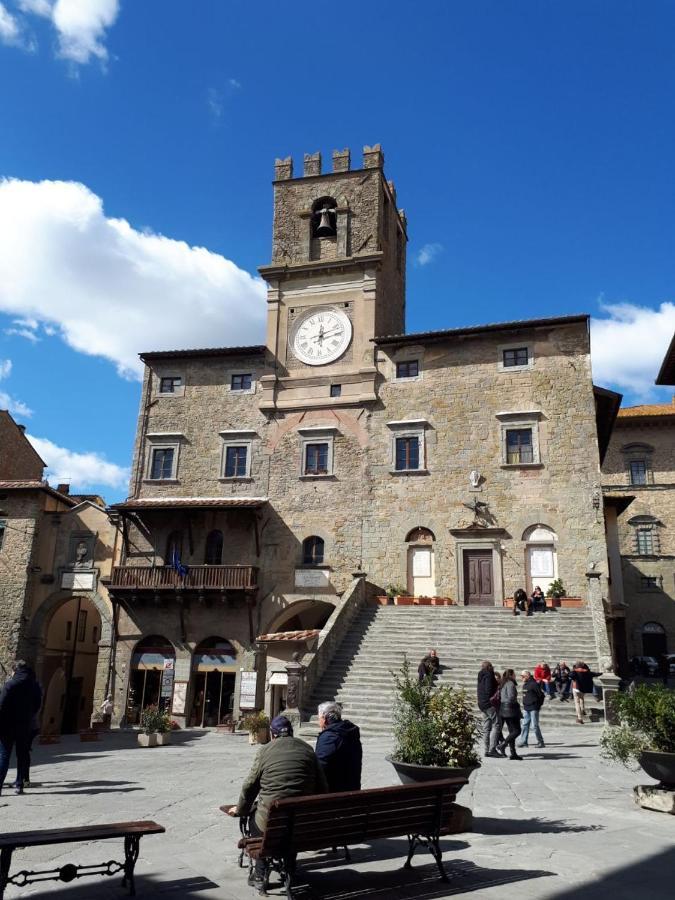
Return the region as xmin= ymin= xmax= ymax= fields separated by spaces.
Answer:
xmin=0 ymin=726 xmax=672 ymax=899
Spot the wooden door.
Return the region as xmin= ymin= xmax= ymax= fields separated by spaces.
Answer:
xmin=463 ymin=550 xmax=494 ymax=605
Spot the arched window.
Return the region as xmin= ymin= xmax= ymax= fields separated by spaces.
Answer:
xmin=642 ymin=622 xmax=667 ymax=658
xmin=522 ymin=524 xmax=558 ymax=594
xmin=205 ymin=530 xmax=224 ymax=565
xmin=311 ymin=197 xmax=337 ymax=238
xmin=127 ymin=635 xmax=175 ymax=725
xmin=165 ymin=531 xmax=183 ymax=565
xmin=302 ymin=536 xmax=325 ymax=565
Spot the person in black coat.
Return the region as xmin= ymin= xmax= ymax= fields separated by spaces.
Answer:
xmin=495 ymin=670 xmax=523 ymax=760
xmin=0 ymin=660 xmax=42 ymax=796
xmin=315 ymin=702 xmax=362 ymax=792
xmin=417 ymin=649 xmax=440 ymax=682
xmin=477 ymin=660 xmax=501 ymax=758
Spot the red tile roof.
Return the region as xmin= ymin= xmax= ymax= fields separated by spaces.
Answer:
xmin=0 ymin=480 xmax=76 ymax=505
xmin=617 ymin=401 xmax=675 ymax=419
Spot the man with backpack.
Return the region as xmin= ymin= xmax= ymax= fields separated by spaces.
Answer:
xmin=517 ymin=670 xmax=545 ymax=749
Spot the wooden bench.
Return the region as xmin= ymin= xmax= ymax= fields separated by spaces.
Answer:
xmin=0 ymin=821 xmax=165 ymax=899
xmin=222 ymin=777 xmax=468 ymax=898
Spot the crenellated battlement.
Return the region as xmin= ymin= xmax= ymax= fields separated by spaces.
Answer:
xmin=273 ymin=145 xmax=385 ymax=179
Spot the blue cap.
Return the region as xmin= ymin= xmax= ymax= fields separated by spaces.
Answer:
xmin=270 ymin=715 xmax=293 ymax=737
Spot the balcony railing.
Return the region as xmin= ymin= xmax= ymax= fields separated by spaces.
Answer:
xmin=110 ymin=565 xmax=258 ymax=592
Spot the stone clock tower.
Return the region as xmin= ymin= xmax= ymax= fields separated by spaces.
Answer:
xmin=258 ymin=145 xmax=407 ymax=411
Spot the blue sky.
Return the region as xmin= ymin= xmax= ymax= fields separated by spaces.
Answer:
xmin=1 ymin=1 xmax=674 ymax=502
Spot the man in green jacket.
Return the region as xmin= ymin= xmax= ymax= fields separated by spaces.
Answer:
xmin=226 ymin=715 xmax=328 ymax=885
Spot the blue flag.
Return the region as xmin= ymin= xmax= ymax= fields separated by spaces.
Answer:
xmin=171 ymin=548 xmax=188 ymax=579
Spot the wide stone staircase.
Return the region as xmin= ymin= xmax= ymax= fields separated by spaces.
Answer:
xmin=303 ymin=605 xmax=604 ymax=736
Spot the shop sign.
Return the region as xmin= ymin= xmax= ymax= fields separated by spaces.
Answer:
xmin=160 ymin=659 xmax=175 ymax=699
xmin=239 ymin=671 xmax=258 ymax=709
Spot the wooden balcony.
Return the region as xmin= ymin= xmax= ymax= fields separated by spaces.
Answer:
xmin=109 ymin=565 xmax=258 ymax=592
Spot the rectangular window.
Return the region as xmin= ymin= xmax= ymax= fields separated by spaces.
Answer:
xmin=65 ymin=621 xmax=72 ymax=642
xmin=506 ymin=428 xmax=534 ymax=464
xmin=630 ymin=460 xmax=647 ymax=485
xmin=77 ymin=610 xmax=88 ymax=643
xmin=330 ymin=384 xmax=342 ymax=398
xmin=395 ymin=436 xmax=420 ymax=471
xmin=159 ymin=376 xmax=182 ymax=394
xmin=150 ymin=447 xmax=175 ymax=480
xmin=503 ymin=347 xmax=529 ymax=368
xmin=304 ymin=442 xmax=329 ymax=475
xmin=231 ymin=373 xmax=252 ymax=391
xmin=640 ymin=576 xmax=658 ymax=590
xmin=637 ymin=529 xmax=654 ymax=555
xmin=92 ymin=626 xmax=99 ymax=644
xmin=396 ymin=360 xmax=419 ymax=379
xmin=224 ymin=445 xmax=248 ymax=478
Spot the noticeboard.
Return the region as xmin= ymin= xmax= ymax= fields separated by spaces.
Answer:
xmin=239 ymin=671 xmax=258 ymax=709
xmin=160 ymin=659 xmax=175 ymax=699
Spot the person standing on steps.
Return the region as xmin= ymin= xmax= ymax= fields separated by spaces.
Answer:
xmin=496 ymin=670 xmax=523 ymax=760
xmin=517 ymin=671 xmax=545 ymax=749
xmin=477 ymin=661 xmax=501 ymax=758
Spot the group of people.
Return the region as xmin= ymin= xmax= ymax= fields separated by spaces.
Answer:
xmin=226 ymin=701 xmax=362 ymax=888
xmin=0 ymin=660 xmax=42 ymax=796
xmin=477 ymin=657 xmax=601 ymax=758
xmin=513 ymin=585 xmax=547 ymax=616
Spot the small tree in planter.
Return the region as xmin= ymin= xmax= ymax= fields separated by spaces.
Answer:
xmin=545 ymin=579 xmax=566 ymax=605
xmin=388 ymin=658 xmax=480 ymax=785
xmin=139 ymin=705 xmax=171 ymax=747
xmin=242 ymin=711 xmax=270 ymax=745
xmin=600 ymin=684 xmax=675 ymax=788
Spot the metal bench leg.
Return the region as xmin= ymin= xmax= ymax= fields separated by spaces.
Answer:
xmin=404 ymin=833 xmax=419 ymax=869
xmin=283 ymin=856 xmax=295 ymax=900
xmin=122 ymin=834 xmax=141 ymax=896
xmin=0 ymin=847 xmax=13 ymax=900
xmin=428 ymin=834 xmax=449 ymax=883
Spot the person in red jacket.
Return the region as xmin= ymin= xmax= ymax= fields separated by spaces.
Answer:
xmin=533 ymin=661 xmax=553 ymax=698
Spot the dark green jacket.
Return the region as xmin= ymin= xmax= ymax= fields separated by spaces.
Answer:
xmin=237 ymin=735 xmax=328 ymax=829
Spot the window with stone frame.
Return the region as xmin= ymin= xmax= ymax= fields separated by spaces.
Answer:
xmin=231 ymin=373 xmax=253 ymax=392
xmin=503 ymin=347 xmax=529 ymax=368
xmin=302 ymin=535 xmax=325 ymax=565
xmin=621 ymin=443 xmax=653 ymax=486
xmin=396 ymin=359 xmax=419 ymax=379
xmin=640 ymin=575 xmax=660 ymax=591
xmin=629 ymin=516 xmax=661 ymax=556
xmin=506 ymin=428 xmax=534 ymax=464
xmin=395 ymin=436 xmax=420 ymax=471
xmin=150 ymin=447 xmax=175 ymax=480
xmin=224 ymin=445 xmax=248 ymax=478
xmin=496 ymin=411 xmax=542 ymax=466
xmin=159 ymin=375 xmax=183 ymax=394
xmin=304 ymin=442 xmax=329 ymax=476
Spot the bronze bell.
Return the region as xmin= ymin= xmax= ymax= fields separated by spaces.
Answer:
xmin=315 ymin=206 xmax=335 ymax=237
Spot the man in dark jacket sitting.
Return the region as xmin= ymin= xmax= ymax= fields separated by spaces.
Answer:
xmin=0 ymin=660 xmax=42 ymax=796
xmin=315 ymin=702 xmax=362 ymax=792
xmin=226 ymin=715 xmax=327 ymax=886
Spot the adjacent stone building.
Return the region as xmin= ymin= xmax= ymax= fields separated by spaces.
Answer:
xmin=107 ymin=146 xmax=621 ymax=727
xmin=602 ymin=336 xmax=675 ymax=666
xmin=0 ymin=411 xmax=116 ymax=732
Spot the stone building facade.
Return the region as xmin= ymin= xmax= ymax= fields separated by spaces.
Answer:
xmin=108 ymin=146 xmax=620 ymax=727
xmin=0 ymin=411 xmax=116 ymax=732
xmin=602 ymin=343 xmax=675 ymax=666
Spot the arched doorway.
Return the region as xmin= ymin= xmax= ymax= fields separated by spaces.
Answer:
xmin=41 ymin=595 xmax=102 ymax=734
xmin=642 ymin=622 xmax=667 ymax=659
xmin=189 ymin=637 xmax=238 ymax=727
xmin=126 ymin=636 xmax=175 ymax=725
xmin=523 ymin=524 xmax=558 ymax=595
xmin=406 ymin=527 xmax=436 ymax=597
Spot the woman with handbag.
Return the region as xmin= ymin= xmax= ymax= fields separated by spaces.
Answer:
xmin=496 ymin=669 xmax=523 ymax=760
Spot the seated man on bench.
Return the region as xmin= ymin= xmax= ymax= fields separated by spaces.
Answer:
xmin=225 ymin=715 xmax=327 ymax=889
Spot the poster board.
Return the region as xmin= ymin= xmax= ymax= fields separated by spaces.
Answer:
xmin=171 ymin=681 xmax=188 ymax=716
xmin=239 ymin=671 xmax=258 ymax=710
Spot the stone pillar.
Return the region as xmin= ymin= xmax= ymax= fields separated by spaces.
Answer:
xmin=89 ymin=639 xmax=113 ymax=727
xmin=362 ymin=144 xmax=384 ymax=169
xmin=281 ymin=654 xmax=305 ymax=731
xmin=586 ymin=571 xmax=613 ymax=673
xmin=598 ymin=672 xmax=622 ymax=726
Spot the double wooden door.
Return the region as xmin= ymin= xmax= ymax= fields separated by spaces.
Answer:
xmin=463 ymin=550 xmax=494 ymax=605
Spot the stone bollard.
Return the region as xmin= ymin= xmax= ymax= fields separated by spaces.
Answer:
xmin=598 ymin=672 xmax=622 ymax=726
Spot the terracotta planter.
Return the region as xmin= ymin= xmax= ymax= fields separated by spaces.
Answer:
xmin=79 ymin=730 xmax=100 ymax=742
xmin=249 ymin=727 xmax=270 ymax=745
xmin=394 ymin=596 xmax=414 ymax=606
xmin=156 ymin=732 xmax=171 ymax=746
xmin=138 ymin=733 xmax=158 ymax=748
xmin=431 ymin=598 xmax=446 ymax=606
xmin=560 ymin=597 xmax=584 ymax=608
xmin=415 ymin=597 xmax=432 ymax=606
xmin=639 ymin=750 xmax=675 ymax=788
xmin=217 ymin=724 xmax=235 ymax=734
xmin=373 ymin=596 xmax=392 ymax=606
xmin=387 ymin=755 xmax=479 ymax=792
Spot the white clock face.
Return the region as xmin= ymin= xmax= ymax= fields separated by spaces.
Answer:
xmin=290 ymin=307 xmax=352 ymax=366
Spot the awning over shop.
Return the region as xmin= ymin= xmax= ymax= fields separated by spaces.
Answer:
xmin=131 ymin=651 xmax=174 ymax=670
xmin=193 ymin=642 xmax=237 ymax=671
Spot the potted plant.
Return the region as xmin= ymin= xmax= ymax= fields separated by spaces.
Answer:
xmin=600 ymin=684 xmax=675 ymax=788
xmin=217 ymin=715 xmax=236 ymax=734
xmin=242 ymin=711 xmax=270 ymax=745
xmin=386 ymin=659 xmax=480 ymax=788
xmin=545 ymin=579 xmax=566 ymax=607
xmin=138 ymin=705 xmax=171 ymax=747
xmin=386 ymin=584 xmax=404 ymax=606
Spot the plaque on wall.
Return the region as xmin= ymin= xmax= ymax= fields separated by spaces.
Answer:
xmin=61 ymin=571 xmax=95 ymax=590
xmin=171 ymin=682 xmax=188 ymax=716
xmin=239 ymin=671 xmax=258 ymax=710
xmin=294 ymin=568 xmax=330 ymax=588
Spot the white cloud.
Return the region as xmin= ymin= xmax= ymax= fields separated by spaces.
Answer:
xmin=27 ymin=434 xmax=130 ymax=490
xmin=0 ymin=178 xmax=267 ymax=379
xmin=207 ymin=87 xmax=224 ymax=121
xmin=590 ymin=301 xmax=675 ymax=399
xmin=228 ymin=78 xmax=241 ymax=89
xmin=0 ymin=3 xmax=21 ymax=44
xmin=416 ymin=242 xmax=443 ymax=267
xmin=0 ymin=356 xmax=33 ymax=417
xmin=15 ymin=0 xmax=119 ymax=64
